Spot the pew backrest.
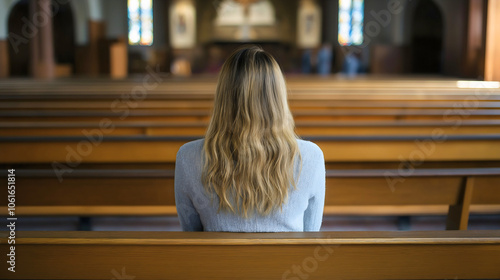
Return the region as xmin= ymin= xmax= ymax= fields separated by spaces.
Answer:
xmin=1 ymin=230 xmax=499 ymax=279
xmin=4 ymin=167 xmax=500 ymax=230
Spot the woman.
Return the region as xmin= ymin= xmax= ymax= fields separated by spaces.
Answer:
xmin=175 ymin=46 xmax=325 ymax=232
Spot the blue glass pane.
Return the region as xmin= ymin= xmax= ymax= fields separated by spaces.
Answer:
xmin=338 ymin=0 xmax=363 ymax=46
xmin=128 ymin=0 xmax=154 ymax=46
xmin=140 ymin=0 xmax=153 ymax=45
xmin=128 ymin=0 xmax=140 ymax=44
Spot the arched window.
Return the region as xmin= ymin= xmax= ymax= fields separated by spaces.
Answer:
xmin=128 ymin=0 xmax=153 ymax=45
xmin=338 ymin=0 xmax=363 ymax=46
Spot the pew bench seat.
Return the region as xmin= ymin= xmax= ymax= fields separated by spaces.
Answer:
xmin=2 ymin=168 xmax=499 ymax=230
xmin=1 ymin=230 xmax=499 ymax=279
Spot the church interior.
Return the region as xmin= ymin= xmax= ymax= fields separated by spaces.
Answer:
xmin=1 ymin=0 xmax=500 ymax=278
xmin=0 ymin=0 xmax=497 ymax=79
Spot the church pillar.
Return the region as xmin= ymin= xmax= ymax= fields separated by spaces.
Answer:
xmin=485 ymin=0 xmax=500 ymax=81
xmin=0 ymin=39 xmax=8 ymax=78
xmin=391 ymin=4 xmax=405 ymax=46
xmin=29 ymin=0 xmax=55 ymax=79
xmin=85 ymin=0 xmax=106 ymax=76
xmin=0 ymin=0 xmax=10 ymax=78
xmin=465 ymin=0 xmax=486 ymax=79
xmin=87 ymin=19 xmax=106 ymax=76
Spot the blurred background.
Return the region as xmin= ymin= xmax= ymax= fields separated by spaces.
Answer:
xmin=0 ymin=0 xmax=496 ymax=79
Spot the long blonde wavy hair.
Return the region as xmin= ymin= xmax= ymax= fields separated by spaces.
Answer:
xmin=202 ymin=46 xmax=301 ymax=218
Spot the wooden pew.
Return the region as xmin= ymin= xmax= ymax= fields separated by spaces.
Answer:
xmin=0 ymin=76 xmax=498 ymax=96
xmin=2 ymin=78 xmax=499 ymax=108
xmin=2 ymin=135 xmax=500 ymax=163
xmin=3 ymin=79 xmax=499 ymax=137
xmin=3 ymin=108 xmax=500 ymax=123
xmin=3 ymin=87 xmax=500 ymax=123
xmin=5 ymin=167 xmax=500 ymax=230
xmin=1 ymin=230 xmax=499 ymax=279
xmin=3 ymin=99 xmax=500 ymax=111
xmin=3 ymin=119 xmax=500 ymax=136
xmin=2 ymin=77 xmax=499 ymax=228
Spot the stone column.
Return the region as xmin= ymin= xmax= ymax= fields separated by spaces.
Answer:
xmin=0 ymin=39 xmax=8 ymax=78
xmin=0 ymin=0 xmax=9 ymax=78
xmin=30 ymin=0 xmax=55 ymax=79
xmin=485 ymin=0 xmax=500 ymax=81
xmin=87 ymin=19 xmax=106 ymax=76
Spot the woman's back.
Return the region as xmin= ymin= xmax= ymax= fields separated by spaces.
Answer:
xmin=175 ymin=138 xmax=325 ymax=232
xmin=174 ymin=46 xmax=325 ymax=232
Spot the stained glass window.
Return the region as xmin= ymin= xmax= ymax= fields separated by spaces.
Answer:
xmin=128 ymin=0 xmax=153 ymax=46
xmin=338 ymin=0 xmax=363 ymax=46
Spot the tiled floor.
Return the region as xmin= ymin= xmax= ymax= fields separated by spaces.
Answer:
xmin=6 ymin=215 xmax=500 ymax=231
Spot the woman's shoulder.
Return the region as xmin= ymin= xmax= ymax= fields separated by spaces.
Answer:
xmin=176 ymin=139 xmax=205 ymax=161
xmin=297 ymin=139 xmax=323 ymax=157
xmin=296 ymin=139 xmax=325 ymax=168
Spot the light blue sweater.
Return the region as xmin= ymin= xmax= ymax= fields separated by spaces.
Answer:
xmin=174 ymin=139 xmax=325 ymax=232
